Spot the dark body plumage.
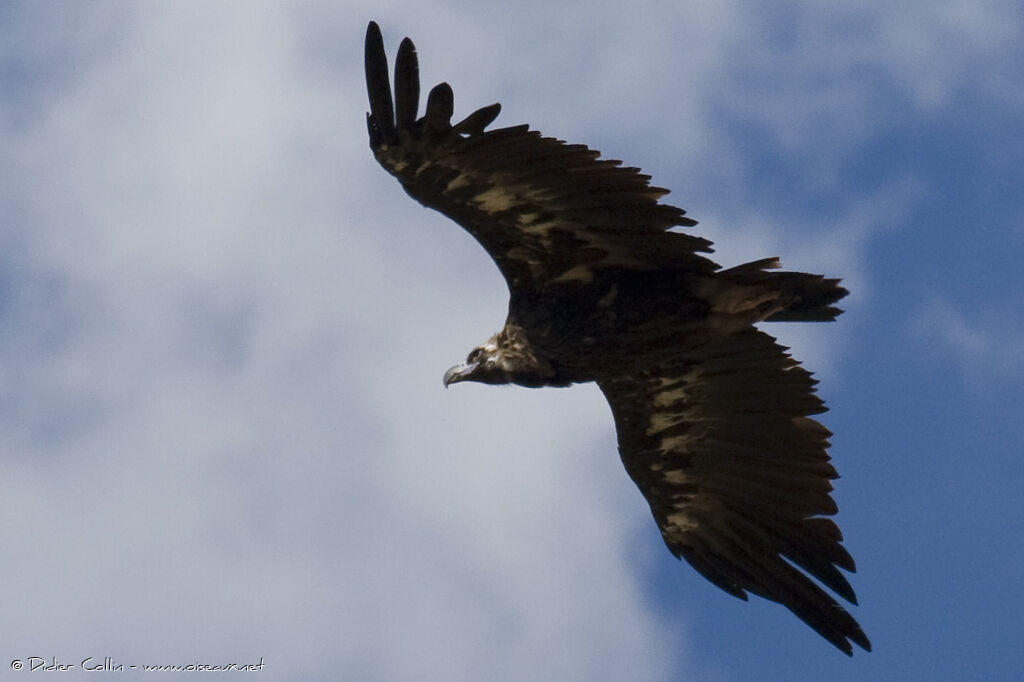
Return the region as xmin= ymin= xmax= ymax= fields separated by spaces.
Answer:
xmin=365 ymin=22 xmax=869 ymax=655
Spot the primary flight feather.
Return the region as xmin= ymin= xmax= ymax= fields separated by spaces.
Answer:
xmin=364 ymin=21 xmax=870 ymax=655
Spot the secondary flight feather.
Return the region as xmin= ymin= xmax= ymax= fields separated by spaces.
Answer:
xmin=364 ymin=21 xmax=870 ymax=655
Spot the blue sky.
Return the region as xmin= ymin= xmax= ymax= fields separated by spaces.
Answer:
xmin=2 ymin=1 xmax=1022 ymax=680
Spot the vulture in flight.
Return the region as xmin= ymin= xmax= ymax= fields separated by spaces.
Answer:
xmin=364 ymin=21 xmax=870 ymax=655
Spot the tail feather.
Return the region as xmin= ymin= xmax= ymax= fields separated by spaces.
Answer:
xmin=721 ymin=258 xmax=848 ymax=323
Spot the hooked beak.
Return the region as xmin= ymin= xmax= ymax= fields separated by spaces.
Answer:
xmin=443 ymin=363 xmax=477 ymax=388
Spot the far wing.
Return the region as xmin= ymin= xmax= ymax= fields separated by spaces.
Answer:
xmin=365 ymin=22 xmax=715 ymax=293
xmin=597 ymin=328 xmax=871 ymax=655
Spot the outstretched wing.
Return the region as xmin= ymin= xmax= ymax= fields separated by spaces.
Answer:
xmin=365 ymin=21 xmax=715 ymax=293
xmin=598 ymin=328 xmax=871 ymax=655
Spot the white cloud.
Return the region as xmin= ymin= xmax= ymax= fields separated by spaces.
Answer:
xmin=2 ymin=1 xmax=1018 ymax=679
xmin=713 ymin=1 xmax=1022 ymax=143
xmin=0 ymin=3 xmax=689 ymax=679
xmin=911 ymin=299 xmax=1024 ymax=384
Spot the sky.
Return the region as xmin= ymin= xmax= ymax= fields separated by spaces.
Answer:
xmin=1 ymin=1 xmax=1022 ymax=680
